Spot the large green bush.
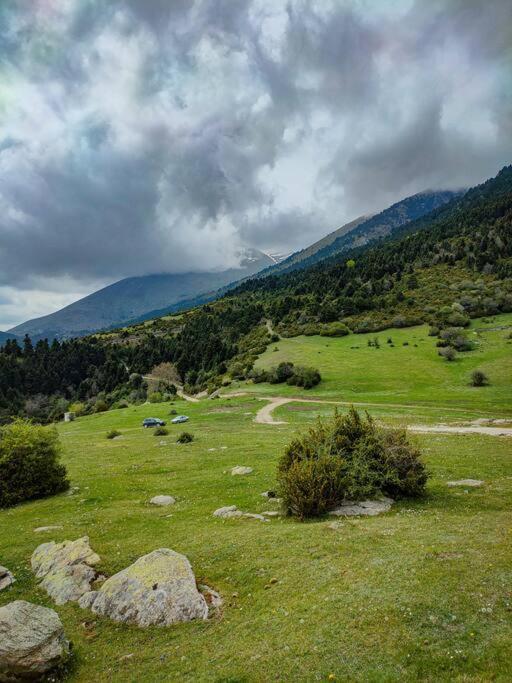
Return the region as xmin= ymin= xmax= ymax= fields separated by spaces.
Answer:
xmin=249 ymin=362 xmax=321 ymax=389
xmin=278 ymin=408 xmax=427 ymax=519
xmin=0 ymin=420 xmax=69 ymax=508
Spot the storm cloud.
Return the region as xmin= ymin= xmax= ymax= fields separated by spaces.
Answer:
xmin=0 ymin=0 xmax=511 ymax=327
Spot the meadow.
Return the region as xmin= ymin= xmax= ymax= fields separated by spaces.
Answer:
xmin=252 ymin=314 xmax=512 ymax=414
xmin=1 ymin=315 xmax=511 ymax=682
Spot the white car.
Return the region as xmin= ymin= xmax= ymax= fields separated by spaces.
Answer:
xmin=171 ymin=415 xmax=189 ymax=424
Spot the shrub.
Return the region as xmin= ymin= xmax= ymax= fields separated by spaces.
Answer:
xmin=438 ymin=347 xmax=457 ymax=361
xmin=288 ymin=366 xmax=321 ymax=389
xmin=470 ymin=370 xmax=489 ymax=387
xmin=439 ymin=328 xmax=473 ymax=351
xmin=106 ymin=429 xmax=121 ymax=439
xmin=68 ymin=402 xmax=85 ymax=416
xmin=169 ymin=409 xmax=178 ymax=415
xmin=278 ymin=456 xmax=347 ymax=520
xmin=269 ymin=362 xmax=295 ymax=383
xmin=319 ymin=322 xmax=350 ymax=337
xmin=278 ymin=408 xmax=427 ymax=519
xmin=148 ymin=391 xmax=163 ymax=404
xmin=94 ymin=399 xmax=108 ymax=413
xmin=153 ymin=427 xmax=168 ymax=436
xmin=249 ymin=368 xmax=269 ymax=384
xmin=177 ymin=431 xmax=194 ymax=444
xmin=0 ymin=420 xmax=69 ymax=508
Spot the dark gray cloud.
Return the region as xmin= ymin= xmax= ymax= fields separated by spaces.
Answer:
xmin=0 ymin=0 xmax=511 ymax=327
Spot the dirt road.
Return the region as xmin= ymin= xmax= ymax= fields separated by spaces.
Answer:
xmin=253 ymin=395 xmax=512 ymax=436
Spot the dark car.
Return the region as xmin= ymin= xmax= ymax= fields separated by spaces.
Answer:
xmin=142 ymin=417 xmax=166 ymax=428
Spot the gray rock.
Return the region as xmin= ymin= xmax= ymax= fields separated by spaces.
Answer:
xmin=31 ymin=536 xmax=101 ymax=605
xmin=34 ymin=525 xmax=63 ymax=533
xmin=261 ymin=510 xmax=283 ymax=517
xmin=329 ymin=498 xmax=393 ymax=517
xmin=213 ymin=505 xmax=244 ymax=519
xmin=243 ymin=512 xmax=269 ymax=522
xmin=0 ymin=567 xmax=14 ymax=592
xmin=260 ymin=490 xmax=277 ymax=498
xmin=447 ymin=479 xmax=484 ymax=487
xmin=40 ymin=564 xmax=98 ymax=606
xmin=150 ymin=495 xmax=176 ymax=506
xmin=212 ymin=506 xmax=268 ymax=521
xmin=198 ymin=584 xmax=223 ymax=615
xmin=79 ymin=548 xmax=208 ymax=627
xmin=231 ymin=466 xmax=253 ymax=476
xmin=0 ymin=600 xmax=70 ymax=681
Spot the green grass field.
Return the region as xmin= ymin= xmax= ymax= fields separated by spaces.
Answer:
xmin=1 ymin=315 xmax=511 ymax=682
xmin=251 ymin=314 xmax=512 ymax=414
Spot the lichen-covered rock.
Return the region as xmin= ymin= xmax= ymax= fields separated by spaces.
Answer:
xmin=213 ymin=506 xmax=269 ymax=521
xmin=79 ymin=548 xmax=208 ymax=627
xmin=0 ymin=567 xmax=14 ymax=592
xmin=40 ymin=564 xmax=98 ymax=606
xmin=150 ymin=495 xmax=176 ymax=506
xmin=329 ymin=498 xmax=393 ymax=517
xmin=231 ymin=466 xmax=253 ymax=476
xmin=31 ymin=536 xmax=100 ymax=579
xmin=0 ymin=600 xmax=70 ymax=681
xmin=31 ymin=536 xmax=100 ymax=605
xmin=213 ymin=505 xmax=244 ymax=518
xmin=447 ymin=479 xmax=484 ymax=487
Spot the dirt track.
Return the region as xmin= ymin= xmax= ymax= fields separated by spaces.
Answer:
xmin=253 ymin=396 xmax=512 ymax=436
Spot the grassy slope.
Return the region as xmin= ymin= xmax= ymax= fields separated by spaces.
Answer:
xmin=251 ymin=314 xmax=512 ymax=414
xmin=1 ymin=317 xmax=511 ymax=682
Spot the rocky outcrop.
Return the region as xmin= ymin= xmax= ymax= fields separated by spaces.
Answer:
xmin=0 ymin=600 xmax=70 ymax=681
xmin=79 ymin=548 xmax=208 ymax=627
xmin=231 ymin=466 xmax=253 ymax=476
xmin=31 ymin=536 xmax=101 ymax=605
xmin=150 ymin=495 xmax=176 ymax=506
xmin=213 ymin=506 xmax=269 ymax=522
xmin=0 ymin=567 xmax=14 ymax=592
xmin=447 ymin=479 xmax=484 ymax=487
xmin=329 ymin=498 xmax=393 ymax=517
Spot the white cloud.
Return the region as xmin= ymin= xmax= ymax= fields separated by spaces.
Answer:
xmin=0 ymin=0 xmax=510 ymax=328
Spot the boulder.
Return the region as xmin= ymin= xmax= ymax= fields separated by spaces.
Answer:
xmin=447 ymin=479 xmax=484 ymax=487
xmin=31 ymin=536 xmax=100 ymax=605
xmin=150 ymin=495 xmax=176 ymax=506
xmin=213 ymin=506 xmax=269 ymax=522
xmin=329 ymin=498 xmax=393 ymax=517
xmin=213 ymin=505 xmax=244 ymax=519
xmin=0 ymin=600 xmax=70 ymax=682
xmin=79 ymin=548 xmax=208 ymax=627
xmin=0 ymin=567 xmax=14 ymax=592
xmin=231 ymin=466 xmax=253 ymax=476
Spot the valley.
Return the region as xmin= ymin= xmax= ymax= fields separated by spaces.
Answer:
xmin=1 ymin=314 xmax=511 ymax=682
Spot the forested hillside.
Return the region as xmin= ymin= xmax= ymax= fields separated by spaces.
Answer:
xmin=256 ymin=189 xmax=462 ymax=277
xmin=0 ymin=166 xmax=510 ymax=422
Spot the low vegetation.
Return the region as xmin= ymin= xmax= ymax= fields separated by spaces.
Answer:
xmin=278 ymin=408 xmax=427 ymax=519
xmin=176 ymin=431 xmax=194 ymax=444
xmin=471 ymin=369 xmax=489 ymax=387
xmin=250 ymin=361 xmax=321 ymax=389
xmin=0 ymin=420 xmax=68 ymax=508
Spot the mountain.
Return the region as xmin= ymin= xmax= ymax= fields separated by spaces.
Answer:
xmin=0 ymin=164 xmax=510 ymax=422
xmin=9 ymin=249 xmax=274 ymax=340
xmin=0 ymin=331 xmax=18 ymax=344
xmin=256 ymin=190 xmax=463 ymax=278
xmin=120 ymin=190 xmax=464 ymax=326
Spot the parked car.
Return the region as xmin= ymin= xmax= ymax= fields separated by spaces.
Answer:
xmin=171 ymin=415 xmax=189 ymax=424
xmin=142 ymin=417 xmax=166 ymax=428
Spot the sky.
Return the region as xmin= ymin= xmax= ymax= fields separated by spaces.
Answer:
xmin=0 ymin=0 xmax=511 ymax=329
